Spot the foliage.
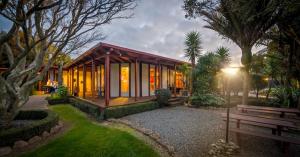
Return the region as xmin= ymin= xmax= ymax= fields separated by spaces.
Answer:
xmin=69 ymin=98 xmax=104 ymax=120
xmin=183 ymin=0 xmax=281 ymax=105
xmin=190 ymin=94 xmax=225 ymax=107
xmin=193 ymin=48 xmax=230 ymax=95
xmin=22 ymin=105 xmax=159 ymax=157
xmin=155 ymin=88 xmax=171 ymax=106
xmin=177 ymin=63 xmax=192 ymax=90
xmin=269 ymin=87 xmax=300 ymax=107
xmin=0 ymin=110 xmax=58 ymax=146
xmin=0 ymin=0 xmax=136 ymax=128
xmin=184 ymin=31 xmax=202 ymax=67
xmin=105 ymin=101 xmax=159 ymax=119
xmin=57 ymin=86 xmax=68 ymax=98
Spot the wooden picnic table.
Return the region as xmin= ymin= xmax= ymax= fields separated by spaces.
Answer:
xmin=237 ymin=105 xmax=300 ymax=117
xmin=222 ymin=113 xmax=299 ymax=136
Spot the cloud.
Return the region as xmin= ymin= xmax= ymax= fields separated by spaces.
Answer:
xmin=0 ymin=0 xmax=263 ymax=64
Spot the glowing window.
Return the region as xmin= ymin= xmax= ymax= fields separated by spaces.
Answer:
xmin=121 ymin=66 xmax=129 ymax=93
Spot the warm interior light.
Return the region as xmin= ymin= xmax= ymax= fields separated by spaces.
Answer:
xmin=221 ymin=67 xmax=239 ymax=76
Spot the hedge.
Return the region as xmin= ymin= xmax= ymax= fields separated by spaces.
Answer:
xmin=69 ymin=97 xmax=104 ymax=120
xmin=104 ymin=101 xmax=159 ymax=119
xmin=0 ymin=110 xmax=59 ymax=146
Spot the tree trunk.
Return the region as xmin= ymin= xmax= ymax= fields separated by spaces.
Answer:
xmin=241 ymin=47 xmax=252 ymax=105
xmin=58 ymin=62 xmax=63 ymax=86
xmin=266 ymin=78 xmax=272 ymax=100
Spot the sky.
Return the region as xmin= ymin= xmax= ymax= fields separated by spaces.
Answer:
xmin=0 ymin=0 xmax=262 ymax=65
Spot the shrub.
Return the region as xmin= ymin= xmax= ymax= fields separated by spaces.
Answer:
xmin=155 ymin=88 xmax=171 ymax=106
xmin=69 ymin=97 xmax=104 ymax=120
xmin=57 ymin=85 xmax=68 ymax=98
xmin=0 ymin=110 xmax=59 ymax=146
xmin=105 ymin=101 xmax=159 ymax=119
xmin=190 ymin=94 xmax=225 ymax=107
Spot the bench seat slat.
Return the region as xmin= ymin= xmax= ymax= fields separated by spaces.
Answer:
xmin=230 ymin=128 xmax=300 ymax=145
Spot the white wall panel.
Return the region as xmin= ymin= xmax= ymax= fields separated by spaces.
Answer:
xmin=130 ymin=63 xmax=140 ymax=97
xmin=110 ymin=64 xmax=119 ymax=97
xmin=162 ymin=66 xmax=168 ymax=89
xmin=142 ymin=63 xmax=149 ymax=96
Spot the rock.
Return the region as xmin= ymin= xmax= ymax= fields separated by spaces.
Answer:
xmin=42 ymin=131 xmax=50 ymax=138
xmin=28 ymin=136 xmax=42 ymax=144
xmin=0 ymin=147 xmax=12 ymax=156
xmin=13 ymin=140 xmax=28 ymax=149
xmin=50 ymin=125 xmax=61 ymax=134
xmin=167 ymin=145 xmax=175 ymax=152
xmin=55 ymin=125 xmax=62 ymax=131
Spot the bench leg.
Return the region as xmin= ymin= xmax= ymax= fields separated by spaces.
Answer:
xmin=283 ymin=142 xmax=290 ymax=157
xmin=272 ymin=129 xmax=276 ymax=135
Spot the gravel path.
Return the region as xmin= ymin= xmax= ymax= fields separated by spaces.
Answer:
xmin=122 ymin=106 xmax=225 ymax=157
xmin=122 ymin=106 xmax=300 ymax=157
xmin=21 ymin=95 xmax=48 ymax=110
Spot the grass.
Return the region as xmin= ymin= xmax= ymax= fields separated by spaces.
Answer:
xmin=21 ymin=104 xmax=160 ymax=157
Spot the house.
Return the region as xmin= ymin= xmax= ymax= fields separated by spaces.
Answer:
xmin=58 ymin=43 xmax=188 ymax=107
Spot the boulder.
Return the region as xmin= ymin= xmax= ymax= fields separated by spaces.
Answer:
xmin=0 ymin=147 xmax=12 ymax=156
xmin=28 ymin=136 xmax=42 ymax=144
xmin=13 ymin=140 xmax=28 ymax=149
xmin=42 ymin=131 xmax=50 ymax=138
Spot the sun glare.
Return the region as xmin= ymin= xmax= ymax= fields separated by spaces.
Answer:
xmin=221 ymin=67 xmax=239 ymax=76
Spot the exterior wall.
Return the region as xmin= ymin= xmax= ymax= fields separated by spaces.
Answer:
xmin=120 ymin=63 xmax=130 ymax=97
xmin=169 ymin=69 xmax=175 ymax=87
xmin=130 ymin=62 xmax=140 ymax=97
xmin=162 ymin=66 xmax=168 ymax=89
xmin=78 ymin=68 xmax=83 ymax=97
xmin=62 ymin=70 xmax=68 ymax=87
xmin=110 ymin=63 xmax=120 ymax=97
xmin=141 ymin=63 xmax=149 ymax=96
xmin=149 ymin=64 xmax=155 ymax=96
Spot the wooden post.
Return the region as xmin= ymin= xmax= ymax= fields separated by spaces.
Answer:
xmin=129 ymin=62 xmax=131 ymax=97
xmin=105 ymin=52 xmax=110 ymax=107
xmin=160 ymin=65 xmax=162 ymax=88
xmin=135 ymin=59 xmax=138 ymax=101
xmin=71 ymin=67 xmax=74 ymax=95
xmin=83 ymin=64 xmax=86 ymax=98
xmin=174 ymin=65 xmax=177 ymax=97
xmin=91 ymin=58 xmax=95 ymax=97
xmin=76 ymin=65 xmax=79 ymax=96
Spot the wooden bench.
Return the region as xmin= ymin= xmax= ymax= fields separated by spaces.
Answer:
xmin=237 ymin=105 xmax=300 ymax=118
xmin=222 ymin=117 xmax=278 ymax=134
xmin=235 ymin=112 xmax=300 ymax=126
xmin=230 ymin=128 xmax=300 ymax=145
xmin=230 ymin=128 xmax=300 ymax=156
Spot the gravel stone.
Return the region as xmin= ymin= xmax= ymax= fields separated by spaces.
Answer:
xmin=122 ymin=106 xmax=300 ymax=157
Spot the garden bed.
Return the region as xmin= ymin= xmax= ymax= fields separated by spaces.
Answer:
xmin=69 ymin=97 xmax=105 ymax=120
xmin=0 ymin=110 xmax=59 ymax=147
xmin=105 ymin=101 xmax=160 ymax=119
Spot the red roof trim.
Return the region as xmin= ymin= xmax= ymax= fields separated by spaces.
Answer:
xmin=66 ymin=42 xmax=190 ymax=68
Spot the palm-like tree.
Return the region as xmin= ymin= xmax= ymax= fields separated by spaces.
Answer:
xmin=183 ymin=0 xmax=279 ymax=105
xmin=185 ymin=31 xmax=202 ymax=68
xmin=215 ymin=46 xmax=230 ymax=67
xmin=185 ymin=31 xmax=202 ymax=94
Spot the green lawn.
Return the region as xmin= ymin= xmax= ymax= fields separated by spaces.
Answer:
xmin=21 ymin=105 xmax=160 ymax=157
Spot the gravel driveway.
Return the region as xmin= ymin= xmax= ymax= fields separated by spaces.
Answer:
xmin=122 ymin=106 xmax=300 ymax=157
xmin=122 ymin=106 xmax=225 ymax=157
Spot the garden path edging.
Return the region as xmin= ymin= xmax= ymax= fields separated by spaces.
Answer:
xmin=107 ymin=118 xmax=176 ymax=157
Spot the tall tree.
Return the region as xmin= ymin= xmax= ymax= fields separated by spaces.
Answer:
xmin=184 ymin=31 xmax=202 ymax=68
xmin=0 ymin=0 xmax=136 ymax=129
xmin=183 ymin=0 xmax=280 ymax=105
xmin=184 ymin=31 xmax=202 ymax=94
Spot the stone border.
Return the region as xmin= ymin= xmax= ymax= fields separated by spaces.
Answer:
xmin=0 ymin=122 xmax=64 ymax=156
xmin=107 ymin=118 xmax=176 ymax=157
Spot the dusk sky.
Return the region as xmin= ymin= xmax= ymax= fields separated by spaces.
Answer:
xmin=0 ymin=0 xmax=262 ymax=65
